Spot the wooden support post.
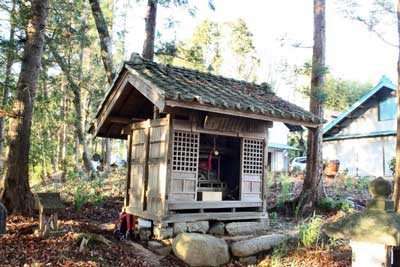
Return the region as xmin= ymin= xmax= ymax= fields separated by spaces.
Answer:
xmin=124 ymin=133 xmax=133 ymax=210
xmin=39 ymin=212 xmax=45 ymax=233
xmin=153 ymin=106 xmax=159 ymax=119
xmin=262 ymin=127 xmax=269 ymax=215
xmin=53 ymin=212 xmax=58 ymax=230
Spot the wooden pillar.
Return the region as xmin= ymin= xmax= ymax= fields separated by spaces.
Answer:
xmin=124 ymin=133 xmax=133 ymax=210
xmin=262 ymin=124 xmax=271 ymax=214
xmin=52 ymin=212 xmax=58 ymax=230
xmin=39 ymin=212 xmax=45 ymax=233
xmin=153 ymin=106 xmax=159 ymax=119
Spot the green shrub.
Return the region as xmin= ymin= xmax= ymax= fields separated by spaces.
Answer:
xmin=299 ymin=213 xmax=324 ymax=248
xmin=333 ymin=178 xmax=341 ymax=197
xmin=390 ymin=157 xmax=396 ymax=176
xmin=277 ymin=173 xmax=292 ymax=207
xmin=336 ymin=199 xmax=353 ymax=212
xmin=270 ymin=242 xmax=289 ymax=267
xmin=318 ymin=197 xmax=353 ymax=212
xmin=343 ymin=176 xmax=353 ymax=191
xmin=73 ymin=180 xmax=106 ymax=210
xmin=92 ymin=189 xmax=105 ymax=205
xmin=74 ymin=185 xmax=90 ymax=211
xmin=269 ymin=211 xmax=278 ymax=225
xmin=67 ymin=170 xmax=81 ymax=181
xmin=355 ymin=176 xmax=370 ymax=193
xmin=318 ymin=197 xmax=336 ymax=210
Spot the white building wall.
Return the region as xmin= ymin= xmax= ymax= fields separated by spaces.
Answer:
xmin=338 ymin=99 xmax=396 ymax=136
xmin=269 ymin=149 xmax=287 ymax=171
xmin=269 ymin=122 xmax=289 ymax=145
xmin=322 ymin=136 xmax=395 ymax=177
xmin=268 ymin=122 xmax=290 ymax=172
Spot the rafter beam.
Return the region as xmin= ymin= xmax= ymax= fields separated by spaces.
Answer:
xmin=108 ymin=116 xmax=143 ymax=124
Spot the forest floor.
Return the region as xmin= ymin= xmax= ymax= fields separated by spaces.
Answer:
xmin=0 ymin=170 xmax=367 ymax=267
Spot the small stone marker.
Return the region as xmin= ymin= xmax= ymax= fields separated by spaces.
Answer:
xmin=34 ymin=192 xmax=65 ymax=237
xmin=0 ymin=202 xmax=7 ymax=234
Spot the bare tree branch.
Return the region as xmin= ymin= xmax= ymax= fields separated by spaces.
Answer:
xmin=356 ymin=16 xmax=398 ymax=47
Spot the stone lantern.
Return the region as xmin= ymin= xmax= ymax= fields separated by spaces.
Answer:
xmin=325 ymin=177 xmax=400 ymax=267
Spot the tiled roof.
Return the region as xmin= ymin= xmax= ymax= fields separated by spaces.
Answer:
xmin=124 ymin=54 xmax=324 ymax=125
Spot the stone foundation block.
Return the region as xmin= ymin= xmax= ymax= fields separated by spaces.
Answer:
xmin=208 ymin=222 xmax=225 ymax=236
xmin=187 ymin=221 xmax=209 ymax=234
xmin=173 ymin=222 xmax=188 ymax=235
xmin=154 ymin=226 xmax=173 ymax=240
xmin=225 ymin=221 xmax=267 ymax=236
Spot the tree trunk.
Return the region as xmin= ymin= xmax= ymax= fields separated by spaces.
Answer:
xmin=104 ymin=138 xmax=111 ymax=171
xmin=0 ymin=0 xmax=49 ymax=215
xmin=58 ymin=83 xmax=67 ymax=176
xmin=120 ymin=0 xmax=128 ymax=59
xmin=75 ymin=2 xmax=87 ymax=174
xmin=0 ymin=0 xmax=17 ymax=172
xmin=49 ymin=44 xmax=98 ymax=179
xmin=394 ymin=0 xmax=400 ymax=212
xmin=74 ymin=136 xmax=80 ymax=172
xmin=296 ymin=0 xmax=326 ymax=217
xmin=142 ymin=0 xmax=157 ymax=60
xmin=89 ymin=0 xmax=115 ymax=170
xmin=88 ymin=0 xmax=115 ymax=84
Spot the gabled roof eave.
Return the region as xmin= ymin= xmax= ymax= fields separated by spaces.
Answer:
xmin=323 ymin=76 xmax=396 ymax=136
xmin=89 ymin=64 xmax=167 ymax=137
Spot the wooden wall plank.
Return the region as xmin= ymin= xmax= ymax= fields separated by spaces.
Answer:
xmin=146 ymin=115 xmax=170 ymax=217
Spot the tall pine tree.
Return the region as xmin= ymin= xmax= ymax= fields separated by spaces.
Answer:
xmin=0 ymin=0 xmax=50 ymax=214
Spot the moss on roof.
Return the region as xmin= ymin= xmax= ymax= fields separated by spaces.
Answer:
xmin=125 ymin=54 xmax=324 ymax=125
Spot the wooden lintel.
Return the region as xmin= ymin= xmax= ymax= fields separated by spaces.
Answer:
xmin=168 ymin=201 xmax=262 ymax=210
xmin=165 ymin=100 xmax=320 ymax=128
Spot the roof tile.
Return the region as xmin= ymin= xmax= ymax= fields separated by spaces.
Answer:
xmin=124 ymin=54 xmax=324 ymax=125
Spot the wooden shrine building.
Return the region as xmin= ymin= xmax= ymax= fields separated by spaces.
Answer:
xmin=89 ymin=53 xmax=323 ymax=227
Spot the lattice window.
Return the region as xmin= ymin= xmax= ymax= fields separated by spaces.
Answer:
xmin=243 ymin=139 xmax=264 ymax=175
xmin=172 ymin=131 xmax=199 ymax=172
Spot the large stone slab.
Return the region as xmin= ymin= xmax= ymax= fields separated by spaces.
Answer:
xmin=173 ymin=233 xmax=230 ymax=266
xmin=187 ymin=221 xmax=209 ymax=234
xmin=230 ymin=234 xmax=288 ymax=257
xmin=0 ymin=202 xmax=6 ymax=234
xmin=225 ymin=221 xmax=266 ymax=236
